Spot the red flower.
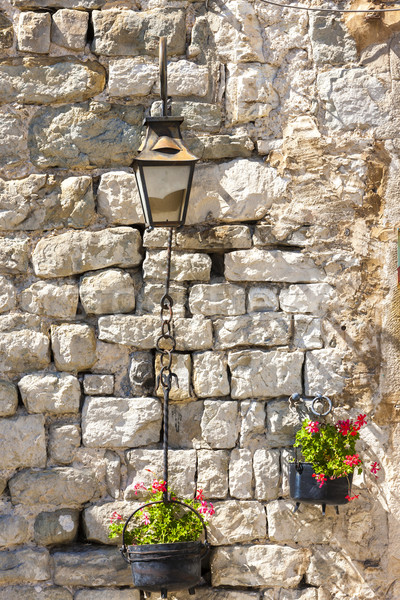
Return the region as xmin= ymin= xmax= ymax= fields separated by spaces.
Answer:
xmin=305 ymin=421 xmax=319 ymax=433
xmin=370 ymin=461 xmax=380 ymax=476
xmin=344 ymin=453 xmax=361 ymax=467
xmin=345 ymin=494 xmax=360 ymax=502
xmin=312 ymin=472 xmax=327 ymax=487
xmin=143 ymin=513 xmax=150 ymax=525
xmin=151 ymin=479 xmax=167 ymax=493
xmin=208 ymin=502 xmax=215 ymax=516
xmin=110 ymin=511 xmax=123 ymax=522
xmin=355 ymin=414 xmax=367 ymax=427
xmin=196 ymin=489 xmax=205 ymax=501
xmin=336 ymin=419 xmax=351 ymax=436
xmin=133 ymin=481 xmax=147 ymax=495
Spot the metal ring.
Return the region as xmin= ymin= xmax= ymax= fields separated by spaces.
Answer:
xmin=311 ymin=394 xmax=332 ymax=417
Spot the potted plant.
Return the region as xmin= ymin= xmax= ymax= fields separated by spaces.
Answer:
xmin=290 ymin=413 xmax=380 ymax=513
xmin=109 ymin=476 xmax=214 ymax=597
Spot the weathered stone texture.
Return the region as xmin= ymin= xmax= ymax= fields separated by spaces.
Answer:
xmin=155 ymin=352 xmax=194 ymax=402
xmin=129 ymin=351 xmax=154 ymax=396
xmin=193 ymin=352 xmax=230 ymax=398
xmin=51 ymin=324 xmax=97 ymax=372
xmin=97 ymin=172 xmax=142 ymax=225
xmin=208 ymin=501 xmax=266 ymax=545
xmin=305 ymin=348 xmax=346 ymax=396
xmin=83 ymin=501 xmax=139 ymax=544
xmin=0 ymin=380 xmax=18 ymax=416
xmin=0 ymin=14 xmax=13 ymax=49
xmin=75 ymin=590 xmax=139 ymax=600
xmin=143 ymin=250 xmax=211 ymax=282
xmin=279 ymin=283 xmax=334 ymax=314
xmin=0 ymin=330 xmax=50 ymax=372
xmin=144 ymin=225 xmax=252 ymax=251
xmin=52 ymin=9 xmax=89 ymax=50
xmin=0 ymin=114 xmax=27 ymax=168
xmin=248 ymin=286 xmax=279 ymax=312
xmin=226 ymin=63 xmax=279 ymax=125
xmin=17 ymin=11 xmax=51 ymax=53
xmin=84 ymin=374 xmax=114 ymax=396
xmin=151 ymin=101 xmax=222 ymax=133
xmin=168 ymin=400 xmax=203 ymax=449
xmin=137 ymin=282 xmax=186 ymax=317
xmin=19 ymin=372 xmax=81 ymax=414
xmin=0 ymin=237 xmax=29 ymax=274
xmin=34 ymin=509 xmax=79 ymax=545
xmin=0 ymin=414 xmax=46 ymax=469
xmin=82 ymin=397 xmax=162 ymax=448
xmin=0 ymin=548 xmax=50 ymax=585
xmin=20 ymin=281 xmax=78 ymax=318
xmin=0 ymin=586 xmax=72 ymax=600
xmin=201 ymin=400 xmax=238 ymax=448
xmin=294 ymin=316 xmax=323 ymax=350
xmin=214 ymin=313 xmax=291 ymax=349
xmin=0 ymin=58 xmax=105 ymax=104
xmin=32 ymin=228 xmax=142 ymax=278
xmin=49 ymin=423 xmax=81 ymax=464
xmin=80 ymin=269 xmax=136 ymax=315
xmin=225 ymin=249 xmax=325 ymax=282
xmin=0 ymin=514 xmax=29 ymax=547
xmin=229 ymin=449 xmax=253 ymax=499
xmin=53 ymin=547 xmax=131 ymax=587
xmin=267 ymin=500 xmax=334 ymax=544
xmin=253 ymin=448 xmax=281 ymax=501
xmin=197 ymin=450 xmax=229 ymax=498
xmin=189 ymin=283 xmax=246 ymax=316
xmin=266 ymin=399 xmax=302 ymax=446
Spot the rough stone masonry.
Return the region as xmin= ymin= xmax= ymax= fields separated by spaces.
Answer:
xmin=0 ymin=0 xmax=399 ymax=598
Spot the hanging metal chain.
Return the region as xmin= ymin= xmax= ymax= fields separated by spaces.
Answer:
xmin=155 ymin=228 xmax=178 ymax=502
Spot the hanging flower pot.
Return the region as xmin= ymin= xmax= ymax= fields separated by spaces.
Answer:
xmin=289 ymin=462 xmax=352 ymax=513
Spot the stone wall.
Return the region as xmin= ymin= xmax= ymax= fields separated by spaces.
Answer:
xmin=0 ymin=0 xmax=399 ymax=598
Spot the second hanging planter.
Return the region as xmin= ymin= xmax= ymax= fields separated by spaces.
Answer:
xmin=289 ymin=462 xmax=352 ymax=514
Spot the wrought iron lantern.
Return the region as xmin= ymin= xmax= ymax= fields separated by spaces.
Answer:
xmin=133 ymin=37 xmax=198 ymax=229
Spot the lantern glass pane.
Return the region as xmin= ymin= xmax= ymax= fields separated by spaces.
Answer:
xmin=143 ymin=165 xmax=191 ymax=224
xmin=135 ymin=169 xmax=151 ymax=225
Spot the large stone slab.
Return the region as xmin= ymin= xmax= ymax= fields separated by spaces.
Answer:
xmin=143 ymin=250 xmax=211 ymax=282
xmin=0 ymin=515 xmax=29 ymax=547
xmin=51 ymin=324 xmax=97 ymax=372
xmin=0 ymin=548 xmax=50 ymax=585
xmin=267 ymin=500 xmax=334 ymax=544
xmin=80 ymin=269 xmax=136 ymax=315
xmin=29 ymin=103 xmax=142 ymax=169
xmin=144 ymin=225 xmax=252 ymax=251
xmin=0 ymin=414 xmax=46 ymax=469
xmin=92 ymin=9 xmax=186 ymax=56
xmin=20 ymin=281 xmax=78 ymax=318
xmin=13 ymin=0 xmax=105 ymax=7
xmin=197 ymin=450 xmax=229 ymax=498
xmin=17 ymin=12 xmax=51 ymax=53
xmin=188 ymin=133 xmax=254 ymax=160
xmin=168 ymin=400 xmax=203 ymax=449
xmin=226 ymin=63 xmax=279 ymax=125
xmin=53 ymin=546 xmax=131 ymax=587
xmin=75 ymin=590 xmax=139 ymax=600
xmin=82 ymin=397 xmax=162 ymax=448
xmin=305 ymin=348 xmax=346 ymax=396
xmin=225 ymin=248 xmax=325 ymax=282
xmin=228 ymin=350 xmax=304 ymax=399
xmin=18 ymin=372 xmax=81 ymax=414
xmin=208 ymin=501 xmax=266 ymax=545
xmin=83 ymin=500 xmax=140 ymax=545
xmin=201 ymin=400 xmax=239 ymax=448
xmin=49 ymin=423 xmax=81 ymax=464
xmin=52 ymin=9 xmax=89 ymax=51
xmin=97 ymin=172 xmax=142 ymax=225
xmin=189 ymin=283 xmax=246 ymax=316
xmin=34 ymin=508 xmax=79 ymax=545
xmin=279 ymin=283 xmax=334 ymax=314
xmin=229 ymin=449 xmax=253 ymax=499
xmin=0 ymin=57 xmax=105 ymax=104
xmin=0 ymin=237 xmax=29 ymax=274
xmin=0 ymin=330 xmax=50 ymax=371
xmin=0 ymin=586 xmax=72 ymax=600
xmin=193 ymin=352 xmax=230 ymax=398
xmin=151 ymin=101 xmax=222 ymax=133
xmin=155 ymin=352 xmax=194 ymax=402
xmin=253 ymin=449 xmax=281 ymax=500
xmin=214 ymin=313 xmax=291 ymax=349
xmin=9 ymin=467 xmax=97 ymax=506
xmin=32 ymin=228 xmax=142 ymax=278
xmin=0 ymin=14 xmax=13 ymax=49
xmin=211 ymin=545 xmax=310 ymax=587
xmin=266 ymin=398 xmax=302 ymax=446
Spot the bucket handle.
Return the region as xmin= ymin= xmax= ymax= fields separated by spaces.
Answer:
xmin=120 ymin=499 xmax=209 ymax=564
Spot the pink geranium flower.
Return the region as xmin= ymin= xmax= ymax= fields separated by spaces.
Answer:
xmin=305 ymin=421 xmax=319 ymax=433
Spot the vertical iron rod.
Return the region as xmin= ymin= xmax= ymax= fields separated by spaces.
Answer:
xmin=162 ymin=228 xmax=173 ymax=503
xmin=159 ymin=37 xmax=168 ymax=118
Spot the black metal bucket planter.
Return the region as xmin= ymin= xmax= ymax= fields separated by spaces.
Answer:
xmin=120 ymin=500 xmax=209 ymax=598
xmin=289 ymin=462 xmax=353 ymax=515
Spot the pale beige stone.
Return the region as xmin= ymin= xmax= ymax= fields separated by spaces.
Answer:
xmin=189 ymin=283 xmax=246 ymax=316
xmin=80 ymin=269 xmax=135 ymax=315
xmin=0 ymin=380 xmax=18 ymax=416
xmin=49 ymin=423 xmax=81 ymax=464
xmin=53 ymin=547 xmax=131 ymax=587
xmin=267 ymin=500 xmax=334 ymax=544
xmin=52 ymin=9 xmax=89 ymax=50
xmin=155 ymin=353 xmax=194 ymax=402
xmin=193 ymin=352 xmax=230 ymax=398
xmin=20 ymin=281 xmax=78 ymax=318
xmin=305 ymin=349 xmax=346 ymax=396
xmin=0 ymin=586 xmax=72 ymax=600
xmin=214 ymin=313 xmax=291 ymax=349
xmin=0 ymin=113 xmax=27 ymax=168
xmin=83 ymin=500 xmax=140 ymax=544
xmin=105 ymin=450 xmax=120 ymax=498
xmin=253 ymin=449 xmax=281 ymax=501
xmin=75 ymin=589 xmax=139 ymax=600
xmin=208 ymin=501 xmax=266 ymax=545
xmin=248 ymin=286 xmax=279 ymax=312
xmin=92 ymin=340 xmax=130 ymax=374
xmin=294 ymin=316 xmax=323 ymax=350
xmin=197 ymin=450 xmax=229 ymax=498
xmin=32 ymin=228 xmax=142 ymax=278
xmin=82 ymin=396 xmax=162 ymax=448
xmin=266 ymin=399 xmax=302 ymax=446
xmin=18 ymin=12 xmax=50 ymax=53
xmin=108 ymin=59 xmax=158 ymax=97
xmin=229 ymin=449 xmax=253 ymax=499
xmin=0 ymin=276 xmax=16 ymax=313
xmin=0 ymin=515 xmax=29 ymax=547
xmin=226 ymin=63 xmax=279 ymax=125
xmin=201 ymin=400 xmax=239 ymax=448
xmin=137 ymin=281 xmax=186 ymax=317
xmin=143 ymin=250 xmax=211 ymax=282
xmin=97 ymin=172 xmax=142 ymax=224
xmin=51 ymin=324 xmax=97 ymax=372
xmin=240 ymin=400 xmax=267 ymax=449
xmin=19 ymin=372 xmax=81 ymax=414
xmin=0 ymin=414 xmax=46 ymax=469
xmin=84 ymin=374 xmax=114 ymax=395
xmin=0 ymin=548 xmax=50 ymax=585
xmin=144 ymin=225 xmax=252 ymax=251
xmin=151 ymin=100 xmax=222 ymax=132
xmin=9 ymin=467 xmax=97 ymax=506
xmin=228 ymin=350 xmax=304 ymax=399
xmin=279 ymin=283 xmax=335 ymax=314
xmin=211 ymin=545 xmax=310 ymax=587
xmin=0 ymin=330 xmax=50 ymax=372
xmin=168 ymin=401 xmax=203 ymax=449
xmin=0 ymin=237 xmax=29 ymax=274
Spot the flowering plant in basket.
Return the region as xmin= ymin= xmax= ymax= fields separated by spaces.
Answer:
xmin=109 ymin=476 xmax=215 ymax=545
xmin=294 ymin=414 xmax=380 ymax=501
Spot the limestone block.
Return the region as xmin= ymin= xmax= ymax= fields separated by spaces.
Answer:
xmin=82 ymin=396 xmax=162 ymax=448
xmin=155 ymin=353 xmax=194 ymax=402
xmin=151 ymin=101 xmax=222 ymax=133
xmin=34 ymin=509 xmax=79 ymax=545
xmin=0 ymin=414 xmax=46 ymax=469
xmin=208 ymin=501 xmax=266 ymax=545
xmin=0 ymin=515 xmax=29 ymax=547
xmin=240 ymin=400 xmax=266 ymax=449
xmin=49 ymin=423 xmax=81 ymax=464
xmin=92 ymin=340 xmax=130 ymax=375
xmin=0 ymin=587 xmax=73 ymax=600
xmin=168 ymin=401 xmax=203 ymax=449
xmin=137 ymin=282 xmax=186 ymax=317
xmin=211 ymin=545 xmax=310 ymax=587
xmin=0 ymin=380 xmax=18 ymax=416
xmin=281 ymin=450 xmax=291 ymax=497
xmin=253 ymin=224 xmax=311 ymax=247
xmin=51 ymin=324 xmax=97 ymax=372
xmin=105 ymin=450 xmax=121 ymax=498
xmin=266 ymin=399 xmax=302 ymax=446
xmin=0 ymin=548 xmax=50 ymax=585
xmin=253 ymin=449 xmax=281 ymax=501
xmin=197 ymin=450 xmax=229 ymax=498
xmin=125 ymin=449 xmax=196 ymax=498
xmin=310 ymin=14 xmax=357 ymax=65
xmin=226 ymin=63 xmax=279 ymax=125
xmin=83 ymin=500 xmax=140 ymax=544
xmin=0 ymin=330 xmax=50 ymax=372
xmin=225 ymin=248 xmax=325 ymax=282
xmin=32 ymin=228 xmax=142 ymax=278
xmin=248 ymin=286 xmax=279 ymax=312
xmin=174 ymin=592 xmax=259 ymax=600
xmin=75 ymin=591 xmax=139 ymax=600
xmin=229 ymin=449 xmax=253 ymax=499
xmin=92 ymin=9 xmax=186 ymax=56
xmin=84 ymin=374 xmax=114 ymax=395
xmin=267 ymin=500 xmax=334 ymax=544
xmin=80 ymin=269 xmax=136 ymax=315
xmin=97 ymin=172 xmax=142 ymax=224
xmin=193 ymin=352 xmax=230 ymax=398
xmin=0 ymin=175 xmax=94 ymax=231
xmin=52 ymin=9 xmax=89 ymax=50
xmin=0 ymin=313 xmax=42 ymax=332
xmin=160 ymin=61 xmax=209 ymax=97
xmin=143 ymin=250 xmax=211 ymax=282
xmin=99 ymin=315 xmax=213 ymax=351
xmin=0 ymin=14 xmax=13 ymax=49
xmin=189 ymin=283 xmax=245 ymax=317
xmin=129 ymin=352 xmax=154 ymax=396
xmin=144 ymin=225 xmax=252 ymax=251
xmin=187 ymin=160 xmax=288 ymax=225
xmin=304 ymin=545 xmax=370 ymax=593
xmin=29 ymin=103 xmax=142 ymax=169
xmin=53 ymin=546 xmax=131 ymax=587
xmin=9 ymin=467 xmax=97 ymax=506
xmin=263 ymin=591 xmax=317 ymax=600
xmin=109 ymin=59 xmax=158 ymax=97
xmin=18 ymin=11 xmax=50 ymax=53
xmin=305 ymin=349 xmax=346 ymax=396
xmin=279 ymin=283 xmax=334 ymax=314
xmin=0 ymin=237 xmax=29 ymax=274
xmin=214 ymin=313 xmax=291 ymax=350
xmin=19 ymin=372 xmax=81 ymax=414
xmin=228 ymin=350 xmax=304 ymax=399
xmin=188 ymin=134 xmax=254 ymax=160
xmin=201 ymin=400 xmax=239 ymax=448
xmin=294 ymin=316 xmax=323 ymax=350
xmin=0 ymin=113 xmax=27 ymax=168
xmin=20 ymin=281 xmax=78 ymax=318
xmin=13 ymin=0 xmax=105 ymax=7
xmin=0 ymin=58 xmax=104 ymax=104
xmin=317 ymin=67 xmax=390 ymax=131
